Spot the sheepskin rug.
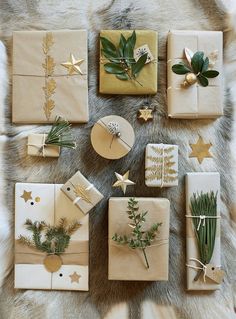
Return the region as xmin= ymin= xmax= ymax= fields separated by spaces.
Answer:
xmin=0 ymin=1 xmax=236 ymax=318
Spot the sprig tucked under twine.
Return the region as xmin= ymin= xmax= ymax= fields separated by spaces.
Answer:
xmin=18 ymin=218 xmax=81 ymax=255
xmin=44 ymin=116 xmax=76 ymax=149
xmin=188 ymin=191 xmax=218 ymax=281
xmin=112 ymin=198 xmax=162 ymax=269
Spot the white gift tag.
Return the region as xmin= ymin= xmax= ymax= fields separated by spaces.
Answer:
xmin=205 ymin=264 xmax=225 ymax=284
xmin=134 ymin=44 xmax=154 ymax=64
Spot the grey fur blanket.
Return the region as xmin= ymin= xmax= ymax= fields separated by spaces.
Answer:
xmin=1 ymin=1 xmax=236 ymax=318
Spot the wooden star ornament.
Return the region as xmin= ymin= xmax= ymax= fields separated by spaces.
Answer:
xmin=20 ymin=190 xmax=32 ymax=202
xmin=61 ymin=53 xmax=84 ymax=75
xmin=138 ymin=107 xmax=153 ymax=122
xmin=112 ymin=171 xmax=135 ymax=194
xmin=189 ymin=136 xmax=213 ymax=164
xmin=69 ymin=271 xmax=81 ymax=283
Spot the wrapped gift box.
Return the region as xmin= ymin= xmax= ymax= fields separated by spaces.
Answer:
xmin=186 ymin=172 xmax=221 ymax=290
xmin=15 ymin=183 xmax=89 ymax=291
xmin=99 ymin=30 xmax=158 ymax=95
xmin=27 ymin=133 xmax=60 ymax=157
xmin=167 ymin=30 xmax=223 ymax=118
xmin=61 ymin=171 xmax=104 ymax=215
xmin=145 ymin=143 xmax=178 ymax=187
xmin=12 ymin=30 xmax=88 ymax=123
xmin=108 ymin=197 xmax=170 ymax=281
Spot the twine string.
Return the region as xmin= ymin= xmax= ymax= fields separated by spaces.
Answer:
xmin=185 ymin=214 xmax=220 ymax=231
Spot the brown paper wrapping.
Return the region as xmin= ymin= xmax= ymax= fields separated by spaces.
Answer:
xmin=167 ymin=30 xmax=223 ymax=118
xmin=99 ymin=30 xmax=158 ymax=95
xmin=27 ymin=133 xmax=60 ymax=157
xmin=61 ymin=170 xmax=104 ymax=214
xmin=186 ymin=172 xmax=221 ymax=290
xmin=90 ymin=115 xmax=135 ymax=160
xmin=15 ymin=240 xmax=88 ymax=266
xmin=12 ymin=30 xmax=88 ymax=123
xmin=108 ymin=197 xmax=170 ymax=281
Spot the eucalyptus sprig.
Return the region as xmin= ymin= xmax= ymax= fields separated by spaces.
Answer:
xmin=190 ymin=191 xmax=217 ymax=281
xmin=172 ymin=51 xmax=219 ymax=87
xmin=101 ymin=31 xmax=148 ymax=86
xmin=112 ymin=198 xmax=162 ymax=269
xmin=45 ymin=116 xmax=76 ymax=149
xmin=18 ymin=218 xmax=81 ymax=255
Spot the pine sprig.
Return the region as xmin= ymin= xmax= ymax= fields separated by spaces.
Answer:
xmin=18 ymin=218 xmax=81 ymax=255
xmin=190 ymin=191 xmax=218 ymax=281
xmin=112 ymin=198 xmax=162 ymax=269
xmin=45 ymin=116 xmax=76 ymax=149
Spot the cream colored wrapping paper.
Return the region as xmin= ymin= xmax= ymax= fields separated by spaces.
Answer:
xmin=12 ymin=30 xmax=88 ymax=123
xmin=108 ymin=197 xmax=170 ymax=281
xmin=15 ymin=183 xmax=89 ymax=291
xmin=145 ymin=143 xmax=178 ymax=187
xmin=167 ymin=30 xmax=223 ymax=119
xmin=99 ymin=30 xmax=158 ymax=95
xmin=27 ymin=133 xmax=60 ymax=157
xmin=61 ymin=170 xmax=104 ymax=215
xmin=186 ymin=173 xmax=221 ymax=290
xmin=90 ymin=115 xmax=135 ymax=160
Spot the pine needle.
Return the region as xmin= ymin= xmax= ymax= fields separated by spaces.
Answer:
xmin=45 ymin=116 xmax=76 ymax=149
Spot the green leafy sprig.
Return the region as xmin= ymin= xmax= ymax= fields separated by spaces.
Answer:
xmin=112 ymin=198 xmax=162 ymax=269
xmin=101 ymin=31 xmax=148 ymax=86
xmin=172 ymin=51 xmax=219 ymax=87
xmin=44 ymin=116 xmax=76 ymax=149
xmin=18 ymin=218 xmax=81 ymax=255
xmin=190 ymin=191 xmax=218 ymax=281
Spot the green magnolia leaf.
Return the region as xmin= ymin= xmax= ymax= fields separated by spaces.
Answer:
xmin=124 ymin=41 xmax=134 ymax=66
xmin=101 ymin=49 xmax=119 ymax=63
xmin=202 ymin=70 xmax=219 ymax=78
xmin=197 ymin=74 xmax=209 ymax=87
xmin=201 ymin=57 xmax=209 ymax=73
xmin=118 ymin=34 xmax=127 ymax=57
xmin=191 ymin=51 xmax=204 ymax=74
xmin=104 ymin=63 xmax=125 ymax=74
xmin=100 ymin=36 xmax=117 ymax=55
xmin=116 ymin=73 xmax=129 ymax=80
xmin=132 ymin=53 xmax=148 ymax=77
xmin=172 ymin=63 xmax=191 ymax=75
xmin=127 ymin=30 xmax=136 ymax=49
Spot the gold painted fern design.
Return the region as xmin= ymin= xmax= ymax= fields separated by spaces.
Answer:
xmin=73 ymin=184 xmax=92 ymax=204
xmin=146 ymin=145 xmax=177 ymax=184
xmin=42 ymin=32 xmax=56 ymax=120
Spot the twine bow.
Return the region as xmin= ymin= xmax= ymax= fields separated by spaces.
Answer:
xmin=27 ymin=133 xmax=47 ymax=157
xmin=185 ymin=214 xmax=220 ymax=231
xmin=186 ymin=258 xmax=207 ymax=282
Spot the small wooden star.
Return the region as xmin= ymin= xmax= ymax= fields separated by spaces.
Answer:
xmin=189 ymin=136 xmax=213 ymax=164
xmin=69 ymin=271 xmax=81 ymax=283
xmin=112 ymin=171 xmax=135 ymax=194
xmin=20 ymin=190 xmax=32 ymax=202
xmin=61 ymin=53 xmax=84 ymax=75
xmin=138 ymin=107 xmax=153 ymax=122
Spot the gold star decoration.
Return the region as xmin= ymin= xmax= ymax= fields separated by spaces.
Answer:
xmin=69 ymin=271 xmax=81 ymax=283
xmin=138 ymin=107 xmax=153 ymax=122
xmin=189 ymin=136 xmax=213 ymax=164
xmin=20 ymin=190 xmax=32 ymax=202
xmin=112 ymin=171 xmax=135 ymax=194
xmin=61 ymin=53 xmax=84 ymax=75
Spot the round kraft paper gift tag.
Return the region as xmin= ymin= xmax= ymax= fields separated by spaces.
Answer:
xmin=43 ymin=254 xmax=62 ymax=272
xmin=91 ymin=115 xmax=135 ymax=160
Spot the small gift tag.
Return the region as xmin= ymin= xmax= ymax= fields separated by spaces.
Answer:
xmin=205 ymin=264 xmax=225 ymax=284
xmin=134 ymin=44 xmax=154 ymax=64
xmin=44 ymin=254 xmax=62 ymax=273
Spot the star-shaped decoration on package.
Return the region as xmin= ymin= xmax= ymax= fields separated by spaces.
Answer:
xmin=138 ymin=107 xmax=153 ymax=122
xmin=189 ymin=136 xmax=213 ymax=164
xmin=69 ymin=271 xmax=81 ymax=284
xmin=61 ymin=53 xmax=84 ymax=75
xmin=20 ymin=190 xmax=32 ymax=203
xmin=112 ymin=171 xmax=135 ymax=194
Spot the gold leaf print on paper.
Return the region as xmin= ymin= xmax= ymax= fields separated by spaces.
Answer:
xmin=73 ymin=184 xmax=92 ymax=204
xmin=146 ymin=146 xmax=178 ymax=184
xmin=42 ymin=32 xmax=56 ymax=121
